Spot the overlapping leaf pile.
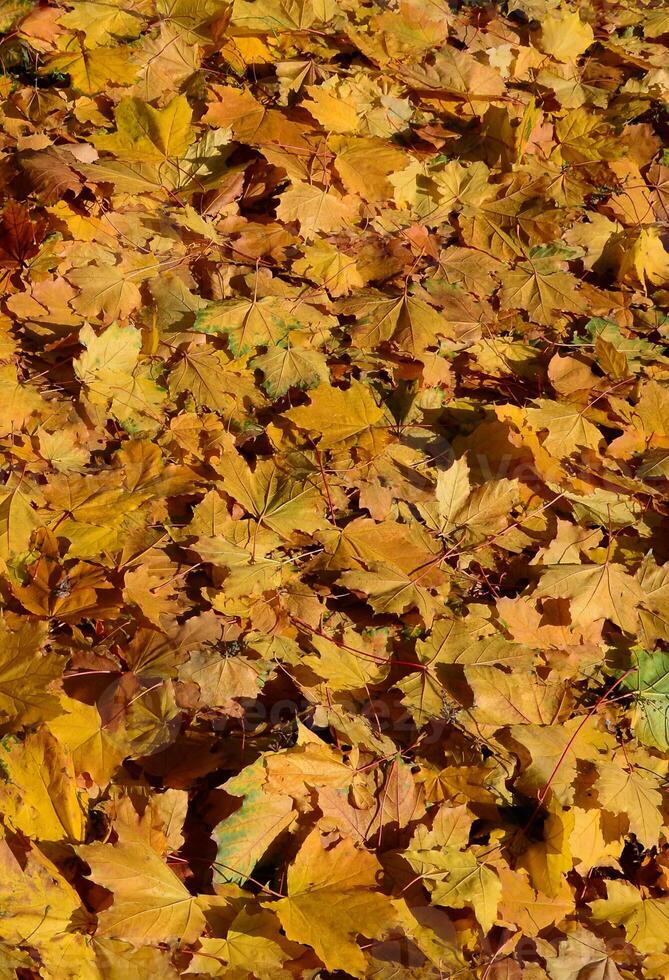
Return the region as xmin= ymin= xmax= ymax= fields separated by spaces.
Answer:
xmin=1 ymin=0 xmax=669 ymax=975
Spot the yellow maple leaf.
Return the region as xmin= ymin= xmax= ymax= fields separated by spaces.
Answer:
xmin=94 ymin=95 xmax=195 ymax=161
xmin=268 ymin=831 xmax=396 ymax=977
xmin=591 ymin=881 xmax=669 ymax=954
xmin=0 ymin=835 xmax=86 ymax=946
xmin=534 ymin=562 xmax=644 ymax=632
xmin=285 ymin=378 xmax=385 ymax=449
xmin=292 ymin=238 xmax=364 ymax=296
xmin=536 ymin=10 xmax=594 ymax=63
xmin=48 ymin=695 xmax=127 ymax=786
xmin=57 ymin=1 xmax=145 ymax=47
xmin=404 ymin=843 xmax=502 ymax=932
xmin=276 ymin=181 xmax=359 ymax=240
xmin=330 ymin=135 xmax=409 ymax=202
xmin=47 ymin=46 xmax=138 ymax=95
xmin=78 ymin=840 xmax=207 ymax=944
xmin=0 ymin=727 xmax=87 ymax=842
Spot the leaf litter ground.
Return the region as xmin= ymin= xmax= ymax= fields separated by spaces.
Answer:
xmin=0 ymin=0 xmax=669 ymax=977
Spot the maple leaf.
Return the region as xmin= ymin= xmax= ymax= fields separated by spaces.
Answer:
xmin=74 ymin=322 xmax=165 ymax=428
xmin=503 ymin=717 xmax=615 ymax=806
xmin=618 ymin=228 xmax=669 ymax=288
xmin=179 ymin=648 xmax=262 ymax=708
xmin=622 ymin=649 xmax=669 ymax=752
xmin=594 ymin=760 xmax=663 ymax=844
xmin=133 ymin=25 xmax=200 ymax=102
xmin=69 ymin=257 xmax=157 ymax=323
xmin=262 ymin=734 xmax=361 ymax=799
xmin=590 ymin=882 xmax=669 ymax=954
xmin=547 ymin=928 xmax=625 ymax=980
xmin=404 ymin=844 xmax=502 ymax=932
xmin=195 ymin=296 xmax=294 ymax=356
xmin=533 ymin=562 xmax=644 ymax=632
xmin=47 ymin=45 xmax=138 ymax=95
xmin=400 ymin=46 xmax=506 ymax=106
xmin=188 ymin=909 xmax=302 ymax=979
xmin=0 ymin=616 xmax=63 ymax=726
xmin=330 ymin=135 xmax=409 ymax=202
xmin=57 ymin=1 xmax=145 ymax=46
xmin=292 ymin=238 xmax=364 ymax=296
xmin=340 ymin=560 xmax=446 ymax=627
xmin=0 ymin=471 xmax=44 ymax=563
xmin=343 ymin=291 xmax=456 ymax=355
xmin=47 ymin=695 xmax=126 ymax=786
xmin=78 ymin=840 xmax=206 ymax=944
xmin=94 ymin=95 xmax=195 ymax=161
xmin=38 ymin=428 xmax=90 ymax=474
xmin=433 ymin=456 xmax=472 ymax=532
xmin=0 ymin=364 xmax=49 ymax=438
xmin=499 ymin=257 xmax=586 ymax=325
xmin=285 ymin=379 xmax=385 ymax=449
xmin=267 ymin=831 xmax=396 ymax=977
xmin=123 ymin=550 xmax=189 ymax=628
xmin=303 ymin=80 xmax=365 ymax=134
xmin=517 ymin=799 xmax=574 ymax=898
xmin=304 ymin=628 xmax=390 ymax=690
xmin=496 ymin=865 xmax=573 ymax=937
xmin=276 ymin=181 xmax=359 ymax=240
xmin=0 ymin=201 xmax=46 ymax=268
xmin=537 ymin=10 xmax=594 ymax=62
xmin=215 ymin=453 xmax=327 ymax=537
xmin=0 ymin=727 xmax=87 ymax=842
xmin=252 ymin=337 xmax=329 ymax=397
xmin=464 ymin=665 xmax=566 ymax=727
xmin=0 ymin=835 xmax=86 ymax=946
xmin=232 ymin=0 xmax=335 ymax=30
xmin=213 ymin=761 xmax=296 ymax=886
xmin=437 ymin=471 xmax=520 ymax=543
xmin=391 ymin=897 xmax=467 ymax=974
xmin=525 ymin=399 xmax=603 ymax=456
xmin=18 ymin=148 xmax=83 ymax=204
xmin=168 ymin=345 xmax=258 ymax=415
xmin=74 ymin=323 xmax=141 ymax=384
